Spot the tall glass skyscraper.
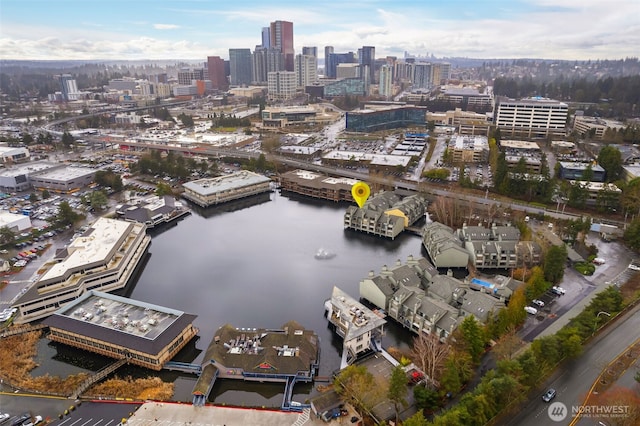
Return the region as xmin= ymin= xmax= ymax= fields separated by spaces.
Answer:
xmin=270 ymin=20 xmax=294 ymax=71
xmin=228 ymin=48 xmax=253 ymax=86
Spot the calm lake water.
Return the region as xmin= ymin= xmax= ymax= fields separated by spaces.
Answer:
xmin=34 ymin=190 xmax=424 ymax=406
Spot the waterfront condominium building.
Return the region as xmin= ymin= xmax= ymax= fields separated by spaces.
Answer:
xmin=267 ymin=70 xmax=297 ymax=101
xmin=295 ymin=54 xmax=318 ymax=88
xmin=270 ymin=20 xmax=294 ymax=71
xmin=229 ymin=48 xmax=253 ymax=86
xmin=207 ymin=56 xmax=228 ymax=91
xmin=12 ymin=217 xmax=151 ymax=324
xmin=495 ymin=97 xmax=569 ymax=140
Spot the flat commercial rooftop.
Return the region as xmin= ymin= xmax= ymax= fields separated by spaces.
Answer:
xmin=33 ymin=165 xmax=95 ymax=181
xmin=44 ymin=290 xmax=198 ymax=355
xmin=40 ymin=217 xmax=133 ymax=281
xmin=57 ymin=291 xmax=180 ymax=340
xmin=182 ymin=171 xmax=271 ymax=197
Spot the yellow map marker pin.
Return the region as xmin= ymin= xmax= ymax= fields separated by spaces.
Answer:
xmin=351 ymin=182 xmax=370 ymax=208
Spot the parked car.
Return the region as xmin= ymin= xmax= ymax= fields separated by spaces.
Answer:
xmin=10 ymin=414 xmax=30 ymax=426
xmin=22 ymin=416 xmax=43 ymax=426
xmin=524 ymin=306 xmax=538 ymax=315
xmin=551 ymin=286 xmax=566 ymax=295
xmin=532 ymin=299 xmax=545 ymax=308
xmin=542 ymin=388 xmax=557 ymax=402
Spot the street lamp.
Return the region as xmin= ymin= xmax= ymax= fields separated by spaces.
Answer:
xmin=593 ymin=311 xmax=611 ymax=336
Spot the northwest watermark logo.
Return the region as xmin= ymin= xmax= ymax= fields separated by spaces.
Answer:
xmin=548 ymin=402 xmax=568 ymax=422
xmin=548 ymin=402 xmax=631 ymax=422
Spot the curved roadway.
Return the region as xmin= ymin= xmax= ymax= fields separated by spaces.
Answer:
xmin=504 ymin=301 xmax=640 ymax=426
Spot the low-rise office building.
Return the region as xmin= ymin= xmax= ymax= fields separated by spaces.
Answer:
xmin=558 ymin=162 xmax=606 ymax=182
xmin=261 ymin=106 xmax=317 ymax=128
xmin=30 ymin=165 xmax=95 ymax=193
xmin=0 ymin=211 xmax=32 ymax=232
xmin=345 ymin=106 xmax=427 ymax=132
xmin=13 ymin=217 xmax=151 ymax=324
xmin=279 ymin=169 xmax=358 ymax=202
xmin=182 ymin=171 xmax=272 ymax=207
xmin=44 ymin=290 xmax=199 ymax=371
xmin=0 ymin=161 xmax=57 ymax=193
xmin=449 ymin=135 xmax=489 ymax=163
xmin=0 ymin=146 xmax=30 ymax=164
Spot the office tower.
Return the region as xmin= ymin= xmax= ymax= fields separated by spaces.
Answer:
xmin=359 ymin=46 xmax=375 ymax=83
xmin=58 ymin=74 xmax=79 ymax=101
xmin=294 ymin=54 xmax=318 ymax=88
xmin=495 ymin=97 xmax=568 ymax=139
xmin=228 ymin=49 xmax=253 ymax=86
xmin=413 ymin=63 xmax=433 ymax=90
xmin=302 ymin=46 xmax=317 ymax=57
xmin=270 ymin=20 xmax=294 ymax=71
xmin=431 ymin=63 xmax=451 ymax=86
xmin=253 ymin=47 xmax=284 ymax=85
xmin=326 ymin=52 xmax=356 ymax=79
xmin=261 ymin=27 xmax=271 ymax=48
xmin=178 ymin=68 xmax=205 ymax=85
xmin=207 ymin=56 xmax=228 ymax=91
xmin=379 ymin=64 xmax=393 ymax=99
xmin=324 ymin=46 xmax=334 ymax=76
xmin=267 ymin=71 xmax=297 ymax=101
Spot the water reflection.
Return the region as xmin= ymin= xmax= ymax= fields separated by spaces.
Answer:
xmin=32 ymin=191 xmax=423 ymax=405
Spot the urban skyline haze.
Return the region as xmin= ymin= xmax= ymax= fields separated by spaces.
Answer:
xmin=0 ymin=0 xmax=638 ymax=62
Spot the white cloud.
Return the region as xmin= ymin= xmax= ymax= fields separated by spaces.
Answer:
xmin=153 ymin=24 xmax=180 ymax=30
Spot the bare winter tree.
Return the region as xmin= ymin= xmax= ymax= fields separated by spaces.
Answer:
xmin=410 ymin=332 xmax=450 ymax=388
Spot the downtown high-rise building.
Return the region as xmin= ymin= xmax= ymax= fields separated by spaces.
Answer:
xmin=178 ymin=67 xmax=205 ymax=85
xmin=294 ymin=54 xmax=318 ymax=88
xmin=261 ymin=27 xmax=271 ymax=48
xmin=358 ymin=46 xmax=375 ymax=84
xmin=207 ymin=56 xmax=228 ymax=91
xmin=229 ymin=48 xmax=253 ymax=86
xmin=270 ymin=20 xmax=294 ymax=71
xmin=324 ymin=46 xmax=334 ymax=76
xmin=253 ymin=47 xmax=284 ymax=85
xmin=378 ymin=64 xmax=393 ymax=99
xmin=302 ymin=46 xmax=317 ymax=57
xmin=267 ymin=71 xmax=297 ymax=101
xmin=326 ymin=51 xmax=356 ymax=79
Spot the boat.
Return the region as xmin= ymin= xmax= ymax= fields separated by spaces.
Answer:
xmin=315 ymin=248 xmax=336 ymax=260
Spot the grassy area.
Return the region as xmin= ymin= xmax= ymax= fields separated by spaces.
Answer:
xmin=0 ymin=330 xmax=174 ymax=400
xmin=86 ymin=376 xmax=174 ymax=401
xmin=0 ymin=331 xmax=88 ymax=394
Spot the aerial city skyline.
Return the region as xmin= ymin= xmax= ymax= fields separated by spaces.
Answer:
xmin=1 ymin=0 xmax=638 ymax=61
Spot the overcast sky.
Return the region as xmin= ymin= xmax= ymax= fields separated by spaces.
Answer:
xmin=1 ymin=0 xmax=638 ymax=61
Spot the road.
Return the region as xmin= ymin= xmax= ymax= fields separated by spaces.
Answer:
xmin=504 ymin=301 xmax=640 ymax=426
